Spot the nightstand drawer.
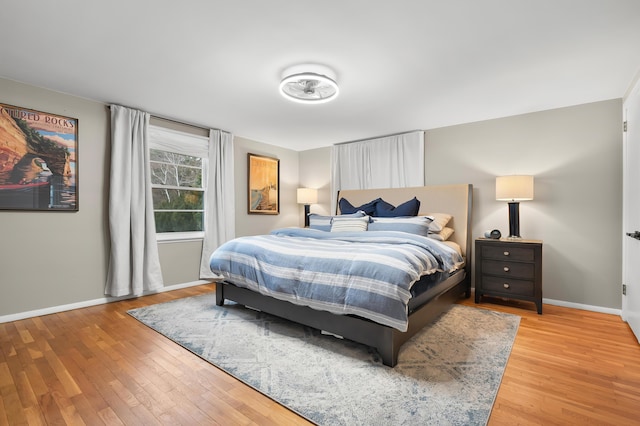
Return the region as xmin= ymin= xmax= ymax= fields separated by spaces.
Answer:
xmin=482 ymin=276 xmax=535 ymax=297
xmin=482 ymin=260 xmax=534 ymax=279
xmin=481 ymin=245 xmax=535 ymax=262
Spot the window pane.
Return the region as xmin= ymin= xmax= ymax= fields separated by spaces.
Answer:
xmin=152 ymin=188 xmax=204 ymax=210
xmin=149 ymin=137 xmax=206 ymax=236
xmin=150 ymin=150 xmax=202 ymax=188
xmin=150 ymin=161 xmax=178 ymax=186
xmin=176 ymin=165 xmax=202 ymax=188
xmin=154 ymin=211 xmax=203 ymax=233
xmin=150 ymin=162 xmax=202 ymax=188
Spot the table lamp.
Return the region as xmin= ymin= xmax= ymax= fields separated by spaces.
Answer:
xmin=297 ymin=188 xmax=318 ymax=227
xmin=496 ymin=175 xmax=534 ymax=239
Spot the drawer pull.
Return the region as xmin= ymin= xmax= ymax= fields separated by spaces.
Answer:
xmin=503 ymin=266 xmax=510 ymax=272
xmin=503 ymin=251 xmax=510 ymax=256
xmin=503 ymin=283 xmax=510 ymax=289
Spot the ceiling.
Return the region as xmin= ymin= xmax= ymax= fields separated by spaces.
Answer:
xmin=1 ymin=1 xmax=640 ymax=151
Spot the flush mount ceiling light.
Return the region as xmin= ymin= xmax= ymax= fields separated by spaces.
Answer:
xmin=279 ymin=64 xmax=339 ymax=104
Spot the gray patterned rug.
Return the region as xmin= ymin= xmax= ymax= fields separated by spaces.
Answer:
xmin=128 ymin=293 xmax=519 ymax=425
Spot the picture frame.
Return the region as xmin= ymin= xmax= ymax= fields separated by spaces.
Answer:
xmin=248 ymin=153 xmax=279 ymax=214
xmin=0 ymin=103 xmax=78 ymax=211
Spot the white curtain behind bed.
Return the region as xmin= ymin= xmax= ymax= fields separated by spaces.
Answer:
xmin=330 ymin=130 xmax=425 ymax=213
xmin=199 ymin=129 xmax=235 ymax=279
xmin=105 ymin=105 xmax=163 ymax=297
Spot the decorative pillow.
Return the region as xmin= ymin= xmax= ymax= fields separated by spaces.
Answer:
xmin=426 ymin=213 xmax=453 ymax=232
xmin=309 ymin=211 xmax=365 ymax=232
xmin=330 ymin=216 xmax=369 ymax=232
xmin=338 ymin=197 xmax=380 ymax=215
xmin=427 ymin=227 xmax=454 ymax=241
xmin=368 ymin=216 xmax=433 ymax=236
xmin=374 ymin=197 xmax=421 ymax=217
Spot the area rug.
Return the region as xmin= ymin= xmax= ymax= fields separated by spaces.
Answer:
xmin=128 ymin=293 xmax=520 ymax=425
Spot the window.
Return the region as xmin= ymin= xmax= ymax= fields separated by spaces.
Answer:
xmin=150 ymin=149 xmax=203 ymax=233
xmin=148 ymin=125 xmax=209 ymax=240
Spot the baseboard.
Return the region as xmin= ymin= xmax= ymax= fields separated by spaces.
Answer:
xmin=1 ymin=285 xmax=622 ymax=324
xmin=0 ymin=280 xmax=213 ymax=324
xmin=543 ymin=298 xmax=622 ymax=316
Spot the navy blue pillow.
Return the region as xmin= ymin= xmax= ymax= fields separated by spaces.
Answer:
xmin=338 ymin=197 xmax=380 ymax=215
xmin=374 ymin=197 xmax=421 ymax=217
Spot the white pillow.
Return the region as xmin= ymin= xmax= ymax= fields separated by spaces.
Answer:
xmin=427 ymin=227 xmax=454 ymax=241
xmin=308 ymin=211 xmax=365 ymax=231
xmin=425 ymin=213 xmax=452 ymax=232
xmin=331 ymin=216 xmax=369 ymax=232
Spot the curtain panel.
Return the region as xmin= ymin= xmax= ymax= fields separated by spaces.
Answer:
xmin=199 ymin=129 xmax=235 ymax=279
xmin=330 ymin=131 xmax=425 ymax=213
xmin=105 ymin=105 xmax=164 ymax=297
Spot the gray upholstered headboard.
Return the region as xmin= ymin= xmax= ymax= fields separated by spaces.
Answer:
xmin=336 ymin=184 xmax=473 ymax=261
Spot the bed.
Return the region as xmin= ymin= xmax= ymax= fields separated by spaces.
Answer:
xmin=210 ymin=184 xmax=473 ymax=367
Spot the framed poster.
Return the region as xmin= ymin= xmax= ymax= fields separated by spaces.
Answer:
xmin=0 ymin=103 xmax=78 ymax=211
xmin=248 ymin=153 xmax=279 ymax=214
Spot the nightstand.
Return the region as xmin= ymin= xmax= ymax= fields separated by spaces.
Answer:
xmin=475 ymin=238 xmax=543 ymax=314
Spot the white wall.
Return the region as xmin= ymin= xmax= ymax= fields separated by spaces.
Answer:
xmin=299 ymin=99 xmax=623 ymax=310
xmin=427 ymin=100 xmax=622 ymax=308
xmin=0 ymin=75 xmax=622 ymax=316
xmin=0 ymin=78 xmax=111 ymax=316
xmin=299 ymin=147 xmax=332 ymax=221
xmin=233 ymin=136 xmax=299 ymax=235
xmin=0 ymin=78 xmax=299 ymax=318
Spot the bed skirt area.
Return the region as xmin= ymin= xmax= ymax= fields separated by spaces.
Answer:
xmin=215 ymin=268 xmax=468 ymax=367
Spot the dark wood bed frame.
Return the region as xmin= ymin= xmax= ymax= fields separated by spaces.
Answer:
xmin=215 ymin=184 xmax=473 ymax=367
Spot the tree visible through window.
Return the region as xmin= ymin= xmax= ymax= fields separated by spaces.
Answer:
xmin=149 ymin=133 xmax=206 ymax=234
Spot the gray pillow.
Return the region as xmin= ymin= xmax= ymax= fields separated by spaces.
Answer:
xmin=368 ymin=216 xmax=433 ymax=236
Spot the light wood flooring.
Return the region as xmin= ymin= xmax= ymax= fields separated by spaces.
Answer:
xmin=1 ymin=284 xmax=639 ymax=425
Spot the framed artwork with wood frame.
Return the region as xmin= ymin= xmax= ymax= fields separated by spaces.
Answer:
xmin=248 ymin=153 xmax=279 ymax=214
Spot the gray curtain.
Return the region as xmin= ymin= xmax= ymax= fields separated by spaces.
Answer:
xmin=199 ymin=129 xmax=235 ymax=279
xmin=330 ymin=131 xmax=425 ymax=213
xmin=105 ymin=105 xmax=163 ymax=296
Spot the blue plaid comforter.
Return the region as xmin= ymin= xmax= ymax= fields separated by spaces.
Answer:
xmin=209 ymin=228 xmax=464 ymax=331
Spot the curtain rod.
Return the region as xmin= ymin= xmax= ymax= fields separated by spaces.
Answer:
xmin=333 ymin=129 xmax=423 ymax=146
xmin=107 ymin=104 xmax=224 ymax=133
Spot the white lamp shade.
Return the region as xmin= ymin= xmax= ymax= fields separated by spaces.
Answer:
xmin=297 ymin=188 xmax=318 ymax=204
xmin=496 ymin=175 xmax=534 ymax=201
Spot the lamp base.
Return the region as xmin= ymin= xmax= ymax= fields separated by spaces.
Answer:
xmin=304 ymin=204 xmax=310 ymax=227
xmin=507 ymin=201 xmax=521 ymax=238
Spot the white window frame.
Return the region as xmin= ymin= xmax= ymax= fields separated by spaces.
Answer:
xmin=148 ymin=125 xmax=209 ymax=242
